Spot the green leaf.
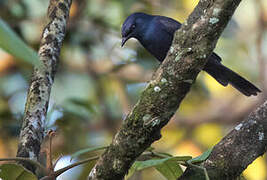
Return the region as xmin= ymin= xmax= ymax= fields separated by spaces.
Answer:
xmin=127 ymin=156 xmax=191 ymax=179
xmin=185 ymin=149 xmax=213 ymax=180
xmin=0 ymin=18 xmax=40 ymax=66
xmin=134 ymin=156 xmax=191 ymax=171
xmin=153 ymin=151 xmax=173 ymax=158
xmin=187 ymin=148 xmax=213 ymax=164
xmin=0 ymin=163 xmax=37 ymax=180
xmin=156 ymin=160 xmax=183 ymax=180
xmin=71 ymin=146 xmax=107 ymax=160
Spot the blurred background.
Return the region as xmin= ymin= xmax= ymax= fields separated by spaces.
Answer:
xmin=0 ymin=0 xmax=266 ymax=179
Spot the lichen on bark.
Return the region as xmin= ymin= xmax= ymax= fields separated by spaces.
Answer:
xmin=16 ymin=0 xmax=72 ymax=173
xmin=179 ymin=100 xmax=267 ymax=180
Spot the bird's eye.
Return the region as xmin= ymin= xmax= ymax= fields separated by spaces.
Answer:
xmin=131 ymin=24 xmax=136 ymax=29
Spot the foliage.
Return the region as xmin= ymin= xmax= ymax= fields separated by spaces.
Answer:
xmin=0 ymin=19 xmax=39 ymax=66
xmin=0 ymin=145 xmax=213 ymax=179
xmin=0 ymin=0 xmax=265 ymax=180
xmin=0 ymin=163 xmax=37 ymax=180
xmin=126 ymin=148 xmax=212 ymax=180
xmin=187 ymin=148 xmax=213 ymax=164
xmin=128 ymin=156 xmax=186 ymax=180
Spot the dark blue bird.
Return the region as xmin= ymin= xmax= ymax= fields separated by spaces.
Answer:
xmin=121 ymin=12 xmax=261 ymax=96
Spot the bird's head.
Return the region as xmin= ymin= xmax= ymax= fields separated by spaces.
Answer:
xmin=121 ymin=12 xmax=152 ymax=47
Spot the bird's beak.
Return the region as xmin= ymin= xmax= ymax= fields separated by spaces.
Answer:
xmin=121 ymin=37 xmax=129 ymax=47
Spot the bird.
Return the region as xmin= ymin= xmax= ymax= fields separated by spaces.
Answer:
xmin=121 ymin=12 xmax=261 ymax=96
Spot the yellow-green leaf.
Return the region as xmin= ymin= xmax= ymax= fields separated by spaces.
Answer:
xmin=156 ymin=159 xmax=183 ymax=180
xmin=0 ymin=163 xmax=37 ymax=180
xmin=188 ymin=148 xmax=213 ymax=164
xmin=127 ymin=156 xmax=191 ymax=179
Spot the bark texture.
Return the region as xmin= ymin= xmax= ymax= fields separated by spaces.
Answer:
xmin=179 ymin=100 xmax=267 ymax=180
xmin=16 ymin=0 xmax=72 ymax=172
xmin=88 ymin=0 xmax=243 ymax=179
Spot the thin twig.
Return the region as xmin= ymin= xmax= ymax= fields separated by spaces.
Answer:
xmin=0 ymin=157 xmax=47 ymax=174
xmin=54 ymin=156 xmax=99 ymax=177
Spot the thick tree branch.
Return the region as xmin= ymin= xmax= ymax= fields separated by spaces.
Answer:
xmin=179 ymin=100 xmax=267 ymax=180
xmin=88 ymin=0 xmax=243 ymax=179
xmin=16 ymin=0 xmax=72 ymax=172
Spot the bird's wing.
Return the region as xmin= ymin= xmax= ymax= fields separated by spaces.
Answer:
xmin=154 ymin=16 xmax=182 ymax=36
xmin=155 ymin=16 xmax=222 ymax=63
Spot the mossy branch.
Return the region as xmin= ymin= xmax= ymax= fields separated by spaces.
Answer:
xmin=179 ymin=100 xmax=267 ymax=180
xmin=88 ymin=0 xmax=243 ymax=179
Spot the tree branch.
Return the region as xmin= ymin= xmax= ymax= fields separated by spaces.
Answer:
xmin=16 ymin=0 xmax=72 ymax=172
xmin=88 ymin=0 xmax=243 ymax=179
xmin=179 ymin=100 xmax=267 ymax=180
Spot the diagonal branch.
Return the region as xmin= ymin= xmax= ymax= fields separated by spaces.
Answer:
xmin=16 ymin=0 xmax=72 ymax=172
xmin=179 ymin=100 xmax=267 ymax=180
xmin=88 ymin=0 xmax=243 ymax=179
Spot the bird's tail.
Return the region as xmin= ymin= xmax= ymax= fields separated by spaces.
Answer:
xmin=203 ymin=58 xmax=261 ymax=96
